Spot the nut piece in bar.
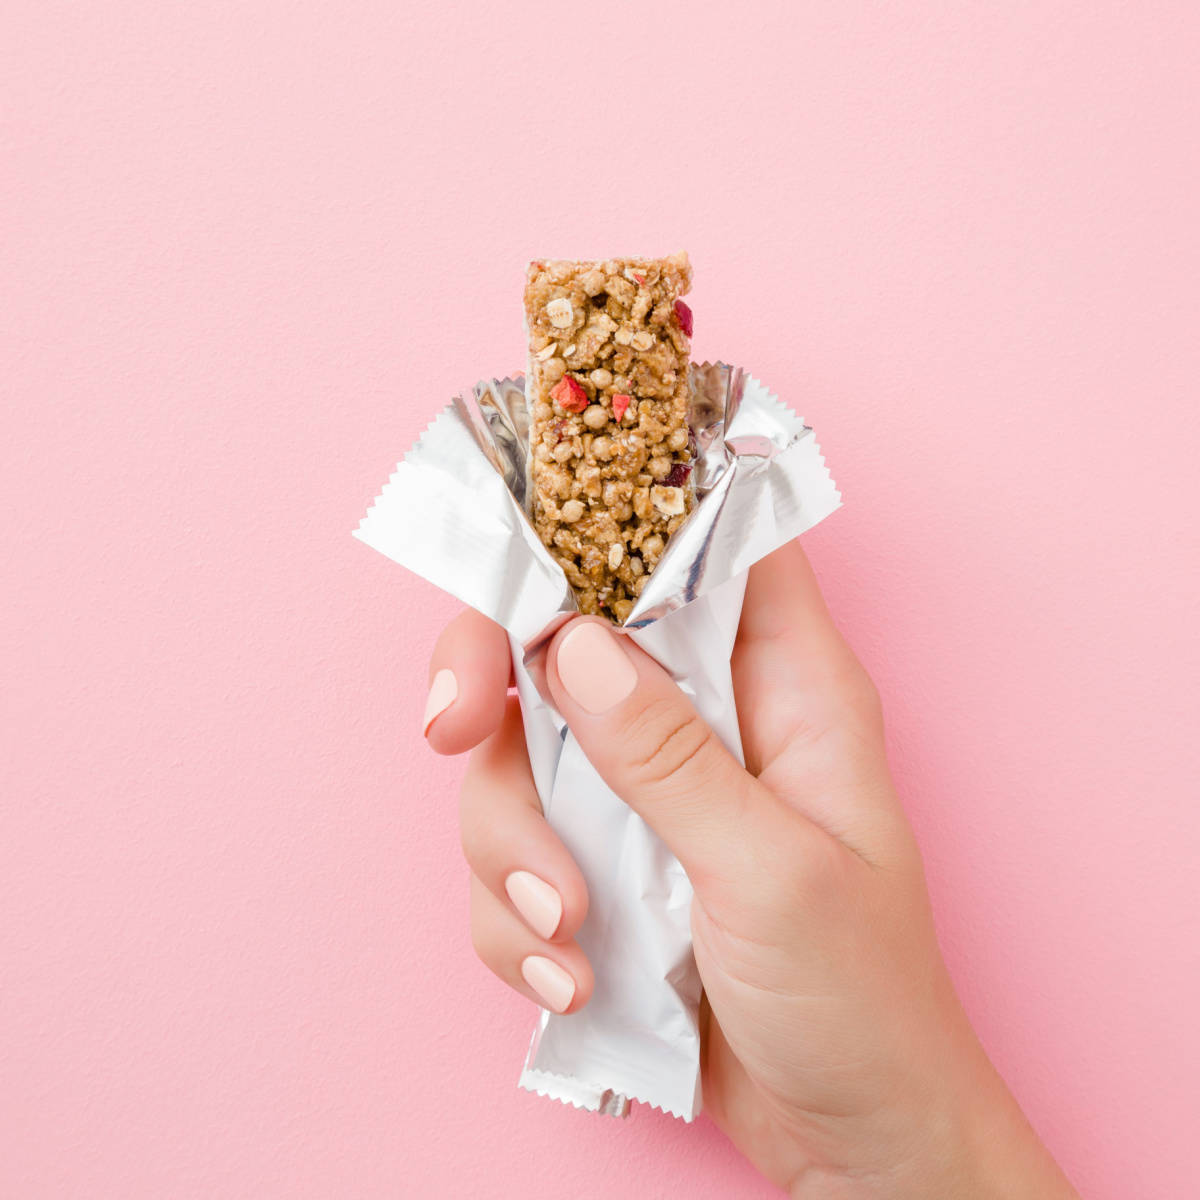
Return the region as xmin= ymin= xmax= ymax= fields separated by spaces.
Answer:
xmin=524 ymin=254 xmax=696 ymax=623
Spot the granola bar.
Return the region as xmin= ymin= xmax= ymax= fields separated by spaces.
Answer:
xmin=524 ymin=253 xmax=696 ymax=623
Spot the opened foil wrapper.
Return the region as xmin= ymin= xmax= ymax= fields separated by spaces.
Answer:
xmin=354 ymin=363 xmax=840 ymax=1120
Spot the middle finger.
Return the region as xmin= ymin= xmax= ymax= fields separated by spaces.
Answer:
xmin=459 ymin=695 xmax=590 ymax=944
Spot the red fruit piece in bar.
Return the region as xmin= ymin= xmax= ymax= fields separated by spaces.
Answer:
xmin=673 ymin=299 xmax=693 ymax=337
xmin=664 ymin=462 xmax=692 ymax=488
xmin=550 ymin=375 xmax=589 ymax=413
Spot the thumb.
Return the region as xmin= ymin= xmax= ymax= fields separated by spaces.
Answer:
xmin=545 ymin=617 xmax=790 ymax=887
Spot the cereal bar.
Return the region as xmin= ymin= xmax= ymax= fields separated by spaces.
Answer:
xmin=524 ymin=253 xmax=696 ymax=623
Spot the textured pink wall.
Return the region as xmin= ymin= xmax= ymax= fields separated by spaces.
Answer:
xmin=4 ymin=3 xmax=1198 ymax=1197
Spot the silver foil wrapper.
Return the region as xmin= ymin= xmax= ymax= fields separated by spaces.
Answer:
xmin=354 ymin=363 xmax=840 ymax=1120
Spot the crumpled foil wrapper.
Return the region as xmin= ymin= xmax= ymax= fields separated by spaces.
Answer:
xmin=354 ymin=363 xmax=840 ymax=1120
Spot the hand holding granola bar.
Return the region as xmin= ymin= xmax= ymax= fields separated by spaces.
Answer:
xmin=425 ymin=543 xmax=1080 ymax=1199
xmin=358 ymin=251 xmax=1078 ymax=1193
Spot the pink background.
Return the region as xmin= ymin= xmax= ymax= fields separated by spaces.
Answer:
xmin=4 ymin=2 xmax=1198 ymax=1197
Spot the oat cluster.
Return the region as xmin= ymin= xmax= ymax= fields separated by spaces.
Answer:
xmin=524 ymin=253 xmax=695 ymax=623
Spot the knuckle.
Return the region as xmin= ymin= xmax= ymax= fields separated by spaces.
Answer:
xmin=457 ymin=801 xmax=477 ymax=863
xmin=468 ymin=904 xmax=511 ymax=979
xmin=625 ymin=698 xmax=717 ymax=788
xmin=829 ymin=658 xmax=884 ymax=733
xmin=851 ymin=669 xmax=883 ymax=722
xmin=457 ymin=791 xmax=493 ymax=873
xmin=771 ymin=690 xmax=886 ymax=788
xmin=469 ymin=911 xmax=495 ymax=969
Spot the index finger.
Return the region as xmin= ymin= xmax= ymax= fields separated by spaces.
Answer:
xmin=733 ymin=540 xmax=881 ymax=772
xmin=423 ymin=608 xmax=512 ymax=755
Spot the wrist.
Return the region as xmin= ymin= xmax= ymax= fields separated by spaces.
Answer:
xmin=795 ymin=1038 xmax=1079 ymax=1200
xmin=908 ymin=1038 xmax=1078 ymax=1200
xmin=783 ymin=986 xmax=1077 ymax=1200
xmin=956 ymin=1065 xmax=1078 ymax=1198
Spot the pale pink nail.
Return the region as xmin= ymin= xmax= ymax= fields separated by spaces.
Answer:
xmin=422 ymin=668 xmax=457 ymax=736
xmin=520 ymin=955 xmax=575 ymax=1013
xmin=505 ymin=871 xmax=563 ymax=940
xmin=556 ymin=622 xmax=638 ymax=714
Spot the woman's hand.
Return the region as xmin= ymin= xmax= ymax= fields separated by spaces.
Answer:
xmin=422 ymin=541 xmax=1077 ymax=1198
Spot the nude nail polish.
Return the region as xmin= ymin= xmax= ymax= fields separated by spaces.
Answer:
xmin=556 ymin=622 xmax=638 ymax=714
xmin=422 ymin=668 xmax=457 ymax=736
xmin=520 ymin=955 xmax=575 ymax=1013
xmin=505 ymin=871 xmax=563 ymax=940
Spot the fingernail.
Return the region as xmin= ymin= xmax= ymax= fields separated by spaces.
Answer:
xmin=422 ymin=669 xmax=458 ymax=736
xmin=556 ymin=622 xmax=638 ymax=714
xmin=505 ymin=871 xmax=563 ymax=940
xmin=521 ymin=955 xmax=576 ymax=1013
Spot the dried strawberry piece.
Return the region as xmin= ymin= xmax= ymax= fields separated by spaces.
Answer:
xmin=612 ymin=393 xmax=631 ymax=422
xmin=664 ymin=462 xmax=692 ymax=488
xmin=673 ymin=299 xmax=693 ymax=337
xmin=632 ymin=272 xmax=645 ymax=285
xmin=550 ymin=375 xmax=589 ymax=413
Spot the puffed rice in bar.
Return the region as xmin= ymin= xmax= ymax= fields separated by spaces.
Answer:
xmin=524 ymin=253 xmax=696 ymax=623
